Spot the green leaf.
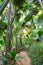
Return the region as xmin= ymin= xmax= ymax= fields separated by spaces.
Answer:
xmin=24 ymin=14 xmax=32 ymax=21
xmin=10 ymin=51 xmax=17 ymax=58
xmin=38 ymin=30 xmax=43 ymax=37
xmin=0 ymin=39 xmax=4 ymax=45
xmin=0 ymin=31 xmax=3 ymax=36
xmin=2 ymin=56 xmax=9 ymax=61
xmin=0 ymin=0 xmax=3 ymax=5
xmin=0 ymin=0 xmax=2 ymax=4
xmin=12 ymin=0 xmax=26 ymax=8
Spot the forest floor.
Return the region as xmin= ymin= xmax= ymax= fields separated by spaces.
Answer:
xmin=0 ymin=50 xmax=31 ymax=65
xmin=15 ymin=50 xmax=31 ymax=65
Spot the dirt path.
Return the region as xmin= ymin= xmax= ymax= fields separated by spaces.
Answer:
xmin=16 ymin=50 xmax=31 ymax=65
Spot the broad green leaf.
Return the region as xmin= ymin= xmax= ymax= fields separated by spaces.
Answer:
xmin=0 ymin=39 xmax=4 ymax=45
xmin=10 ymin=51 xmax=17 ymax=58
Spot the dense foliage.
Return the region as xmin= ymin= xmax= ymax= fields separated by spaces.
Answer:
xmin=0 ymin=0 xmax=43 ymax=65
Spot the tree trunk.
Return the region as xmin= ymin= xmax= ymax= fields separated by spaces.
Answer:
xmin=5 ymin=1 xmax=12 ymax=65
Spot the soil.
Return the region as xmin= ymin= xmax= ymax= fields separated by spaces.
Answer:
xmin=16 ymin=50 xmax=31 ymax=65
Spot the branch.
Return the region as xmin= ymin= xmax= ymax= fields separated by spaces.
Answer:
xmin=0 ymin=0 xmax=10 ymax=15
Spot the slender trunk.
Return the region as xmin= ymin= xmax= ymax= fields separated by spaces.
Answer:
xmin=5 ymin=1 xmax=12 ymax=65
xmin=6 ymin=1 xmax=12 ymax=53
